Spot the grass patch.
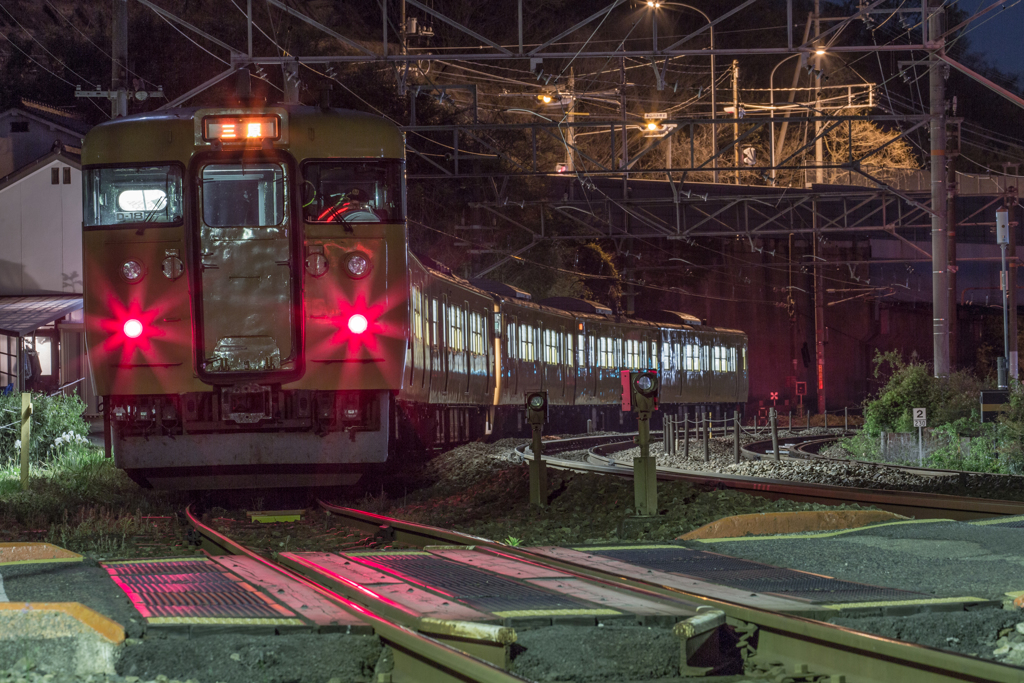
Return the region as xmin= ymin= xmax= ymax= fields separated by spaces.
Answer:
xmin=0 ymin=447 xmax=187 ymax=557
xmin=357 ymin=445 xmax=869 ymax=546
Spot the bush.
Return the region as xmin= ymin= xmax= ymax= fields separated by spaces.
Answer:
xmin=862 ymin=351 xmax=985 ymax=436
xmin=927 ymin=420 xmax=1007 ymax=474
xmin=0 ymin=392 xmax=91 ymax=469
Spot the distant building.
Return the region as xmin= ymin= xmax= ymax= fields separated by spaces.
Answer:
xmin=0 ymin=101 xmax=88 ymax=178
xmin=0 ymin=103 xmax=96 ymax=415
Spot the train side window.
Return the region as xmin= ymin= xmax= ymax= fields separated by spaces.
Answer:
xmin=431 ymin=298 xmax=439 ymax=347
xmin=84 ymin=165 xmax=183 ymax=228
xmin=701 ymin=346 xmax=709 ymax=372
xmin=650 ymin=340 xmax=658 ymax=369
xmin=507 ymin=321 xmax=517 ymax=359
xmin=673 ymin=342 xmax=681 ymax=369
xmin=577 ymin=334 xmax=586 ymax=366
xmin=302 ymin=160 xmax=403 ymax=223
xmin=411 ymin=287 xmax=422 ymax=338
xmin=565 ymin=332 xmax=572 ymax=366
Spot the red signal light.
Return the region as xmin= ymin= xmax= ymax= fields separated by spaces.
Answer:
xmin=123 ymin=319 xmax=144 ymax=339
xmin=347 ymin=314 xmax=368 ymax=335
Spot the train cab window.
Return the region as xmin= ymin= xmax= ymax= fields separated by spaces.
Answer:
xmin=201 ymin=163 xmax=285 ymax=227
xmin=303 ymin=160 xmax=403 ymax=224
xmin=84 ymin=165 xmax=183 ymax=227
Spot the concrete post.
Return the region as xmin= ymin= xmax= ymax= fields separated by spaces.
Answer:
xmin=733 ymin=414 xmax=740 ymax=464
xmin=771 ymin=408 xmax=780 ymax=461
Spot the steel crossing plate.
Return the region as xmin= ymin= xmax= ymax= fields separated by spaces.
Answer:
xmin=590 ymin=547 xmax=928 ymax=604
xmin=103 ymin=557 xmax=303 ymax=624
xmin=348 ymin=552 xmax=621 ymax=617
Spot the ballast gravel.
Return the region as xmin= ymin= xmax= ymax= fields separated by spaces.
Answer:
xmin=607 ymin=432 xmax=1024 ymax=501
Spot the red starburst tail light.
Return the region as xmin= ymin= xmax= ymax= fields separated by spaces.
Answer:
xmin=100 ymin=298 xmax=164 ymax=359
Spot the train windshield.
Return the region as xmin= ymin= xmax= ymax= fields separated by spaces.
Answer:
xmin=200 ymin=163 xmax=286 ymax=227
xmin=302 ymin=160 xmax=403 ymax=224
xmin=84 ymin=165 xmax=183 ymax=227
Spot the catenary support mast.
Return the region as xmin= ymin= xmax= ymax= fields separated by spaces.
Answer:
xmin=929 ymin=3 xmax=949 ymax=378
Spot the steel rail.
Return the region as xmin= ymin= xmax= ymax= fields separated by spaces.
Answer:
xmin=317 ymin=502 xmax=1022 ymax=683
xmin=559 ymin=435 xmax=1024 ymax=520
xmin=742 ymin=435 xmax=962 ymax=476
xmin=183 ymin=506 xmax=529 ymax=683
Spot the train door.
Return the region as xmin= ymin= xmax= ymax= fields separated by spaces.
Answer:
xmin=508 ymin=314 xmax=518 ymax=397
xmin=429 ymin=297 xmax=440 ymax=400
xmin=586 ymin=330 xmax=597 ymax=400
xmin=554 ymin=325 xmax=567 ymax=403
xmin=563 ymin=324 xmax=576 ymax=404
xmin=459 ymin=300 xmax=470 ymax=398
xmin=195 ymin=160 xmax=298 ymax=382
xmin=441 ymin=294 xmax=450 ymax=397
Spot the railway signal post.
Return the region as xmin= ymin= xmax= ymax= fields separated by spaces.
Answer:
xmin=625 ymin=371 xmax=660 ymax=517
xmin=526 ymin=392 xmax=548 ymax=507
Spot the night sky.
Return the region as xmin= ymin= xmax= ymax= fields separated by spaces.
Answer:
xmin=961 ymin=3 xmax=1024 ymax=81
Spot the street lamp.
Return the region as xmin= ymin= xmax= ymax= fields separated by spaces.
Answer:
xmin=647 ymin=2 xmax=715 ymax=182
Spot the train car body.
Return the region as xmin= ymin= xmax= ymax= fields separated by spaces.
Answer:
xmin=83 ymin=105 xmax=747 ymax=490
xmin=397 ymin=256 xmax=748 ymax=441
xmin=83 ymin=106 xmax=408 ymax=489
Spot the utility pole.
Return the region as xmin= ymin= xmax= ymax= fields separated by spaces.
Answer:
xmin=732 ymin=59 xmax=739 ymax=185
xmin=567 ymin=69 xmax=575 ymax=172
xmin=814 ymin=200 xmax=826 ymax=414
xmin=77 ymin=0 xmax=163 ymax=114
xmin=929 ymin=3 xmax=950 ymax=378
xmin=1010 ymin=197 xmax=1019 ymax=381
xmin=947 ymin=117 xmax=959 ymax=369
xmin=111 ymin=0 xmax=128 ymax=117
xmin=813 ymin=1 xmax=823 ymax=185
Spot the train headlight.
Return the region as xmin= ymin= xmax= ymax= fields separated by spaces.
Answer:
xmin=120 ymin=259 xmax=145 ymax=283
xmin=347 ymin=314 xmax=368 ymax=334
xmin=123 ymin=319 xmax=144 ymax=339
xmin=343 ymin=252 xmax=371 ymax=279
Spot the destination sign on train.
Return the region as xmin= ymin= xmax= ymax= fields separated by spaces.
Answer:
xmin=203 ymin=115 xmax=280 ymax=142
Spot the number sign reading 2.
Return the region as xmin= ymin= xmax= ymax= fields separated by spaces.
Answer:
xmin=913 ymin=408 xmax=927 ymax=428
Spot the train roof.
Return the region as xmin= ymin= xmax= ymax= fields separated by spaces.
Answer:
xmin=411 ymin=253 xmax=745 ymax=338
xmin=81 ymin=105 xmax=404 ymax=166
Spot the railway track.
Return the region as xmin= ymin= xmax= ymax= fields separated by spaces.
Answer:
xmin=316 ymin=501 xmax=1022 ymax=683
xmin=526 ymin=433 xmax=1024 ymax=520
xmin=183 ymin=506 xmax=528 ymax=683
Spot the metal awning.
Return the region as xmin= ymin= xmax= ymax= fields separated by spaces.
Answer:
xmin=0 ymin=295 xmax=83 ymax=338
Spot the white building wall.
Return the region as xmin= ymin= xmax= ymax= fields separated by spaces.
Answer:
xmin=0 ymin=160 xmax=82 ymax=296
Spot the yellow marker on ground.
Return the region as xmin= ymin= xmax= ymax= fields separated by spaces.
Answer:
xmin=679 ymin=509 xmax=907 ymax=541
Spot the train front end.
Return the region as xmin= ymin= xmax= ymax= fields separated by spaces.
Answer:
xmin=82 ymin=106 xmax=408 ymax=489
